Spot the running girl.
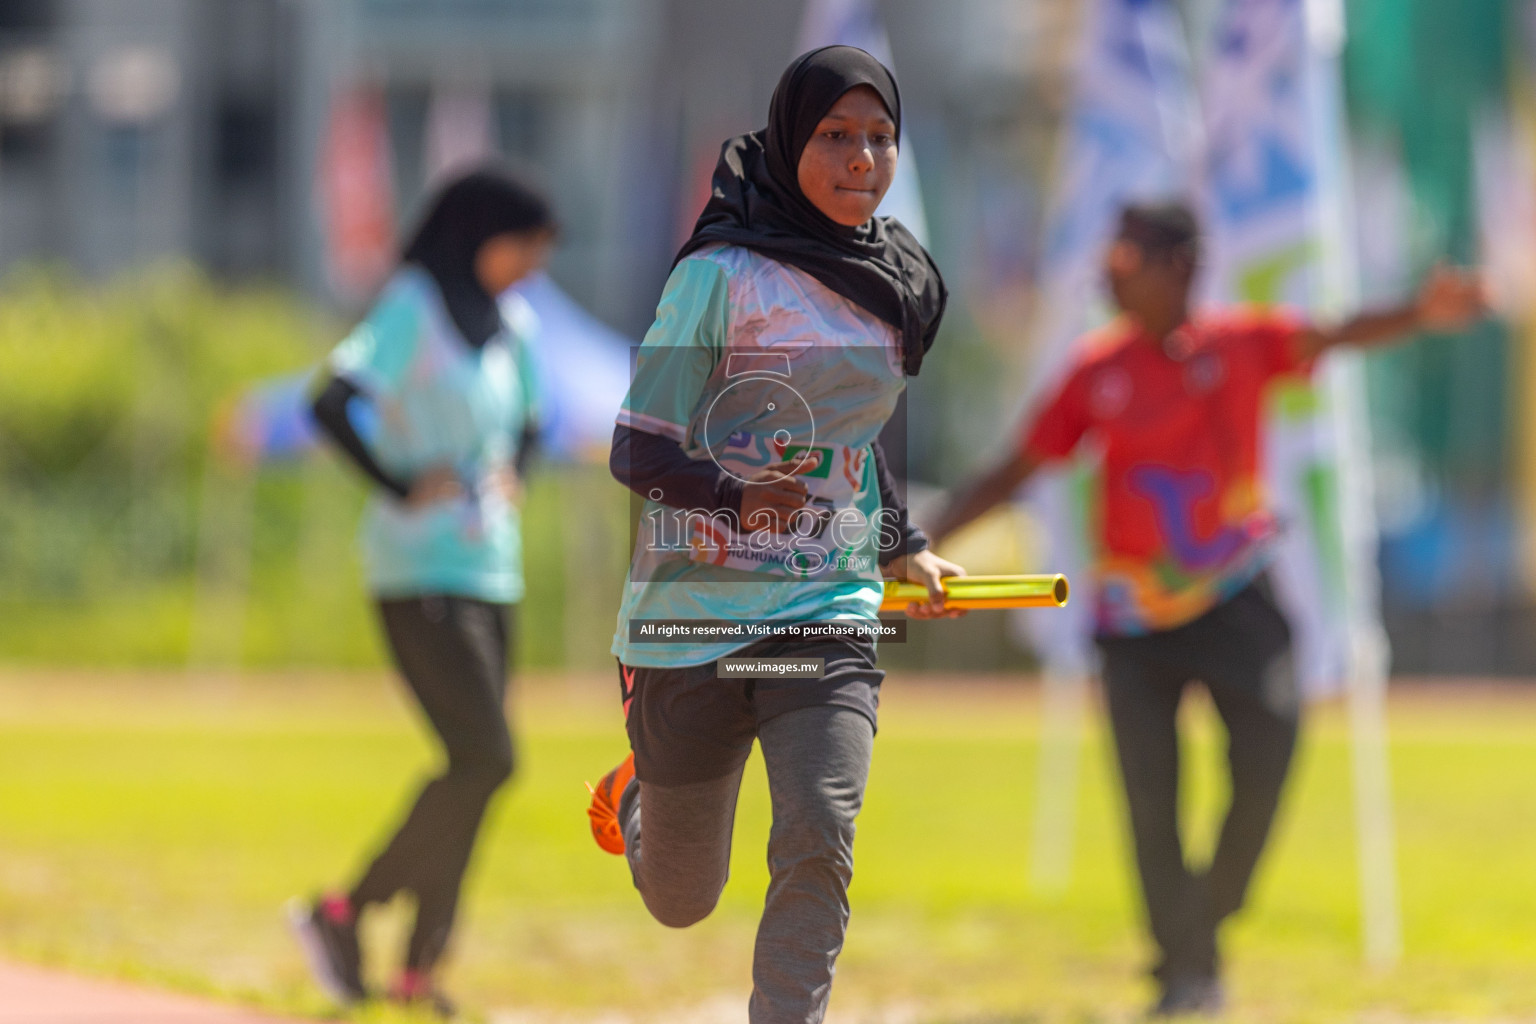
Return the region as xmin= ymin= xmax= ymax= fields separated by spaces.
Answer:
xmin=293 ymin=166 xmax=556 ymax=1018
xmin=585 ymin=46 xmax=963 ymax=1024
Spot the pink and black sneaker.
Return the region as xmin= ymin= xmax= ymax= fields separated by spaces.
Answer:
xmin=287 ymin=893 xmax=367 ymax=1005
xmin=389 ymin=968 xmax=458 ymax=1019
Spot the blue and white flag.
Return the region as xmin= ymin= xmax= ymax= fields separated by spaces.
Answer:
xmin=1199 ymin=0 xmax=1384 ymax=698
xmin=1014 ymin=0 xmax=1199 ymax=674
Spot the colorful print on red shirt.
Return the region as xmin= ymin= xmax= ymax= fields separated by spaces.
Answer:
xmin=1022 ymin=307 xmax=1312 ymax=635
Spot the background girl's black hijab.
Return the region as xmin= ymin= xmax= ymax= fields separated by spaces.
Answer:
xmin=675 ymin=45 xmax=948 ymax=376
xmin=402 ymin=164 xmax=555 ymax=348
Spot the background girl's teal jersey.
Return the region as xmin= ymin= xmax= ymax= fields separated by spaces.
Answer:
xmin=327 ymin=267 xmax=541 ymax=603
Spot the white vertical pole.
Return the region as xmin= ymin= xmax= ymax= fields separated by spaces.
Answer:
xmin=1306 ymin=0 xmax=1402 ymax=968
xmin=1342 ymin=461 xmax=1402 ymax=969
xmin=1328 ymin=342 xmax=1402 ymax=969
xmin=1028 ymin=669 xmax=1089 ymax=894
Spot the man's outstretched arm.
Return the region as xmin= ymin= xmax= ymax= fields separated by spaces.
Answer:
xmin=927 ymin=450 xmax=1040 ymax=549
xmin=1298 ymin=264 xmax=1489 ymax=359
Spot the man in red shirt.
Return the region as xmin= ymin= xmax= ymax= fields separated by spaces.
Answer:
xmin=929 ymin=203 xmax=1486 ymax=1016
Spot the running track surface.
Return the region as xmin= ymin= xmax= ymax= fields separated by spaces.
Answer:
xmin=0 ymin=961 xmax=306 ymax=1024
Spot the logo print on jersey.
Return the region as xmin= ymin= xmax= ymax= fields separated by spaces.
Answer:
xmin=1089 ymin=368 xmax=1133 ymax=418
xmin=1127 ymin=465 xmax=1248 ymax=570
xmin=1184 ymin=352 xmax=1225 ymax=395
xmin=704 ymin=352 xmax=819 ymax=484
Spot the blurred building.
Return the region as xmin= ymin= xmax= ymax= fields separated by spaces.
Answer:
xmin=0 ymin=0 xmax=662 ymax=302
xmin=0 ymin=0 xmax=1071 ymax=330
xmin=0 ymin=0 xmax=293 ymax=279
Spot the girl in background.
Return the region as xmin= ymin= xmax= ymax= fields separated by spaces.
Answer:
xmin=293 ymin=166 xmax=556 ymax=1018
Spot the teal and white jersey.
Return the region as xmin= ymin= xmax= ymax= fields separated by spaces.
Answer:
xmin=612 ymin=244 xmax=906 ymax=667
xmin=327 ymin=266 xmax=540 ymax=603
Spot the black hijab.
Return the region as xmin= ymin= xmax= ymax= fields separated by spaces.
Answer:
xmin=402 ymin=165 xmax=556 ymax=348
xmin=675 ymin=45 xmax=948 ymax=376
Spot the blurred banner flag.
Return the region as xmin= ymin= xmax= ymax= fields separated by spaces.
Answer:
xmin=1474 ymin=111 xmax=1536 ymax=317
xmin=1198 ymin=0 xmax=1383 ymax=701
xmin=1200 ymin=0 xmax=1399 ymax=967
xmin=424 ymin=81 xmax=496 ymax=187
xmin=503 ymin=274 xmax=633 ymax=464
xmin=795 ymin=0 xmax=930 ymax=245
xmin=1011 ymin=0 xmax=1197 ymax=896
xmin=317 ymin=85 xmax=397 ymax=305
xmin=1014 ymin=0 xmax=1199 ymax=676
xmin=1474 ymin=84 xmax=1536 ymax=591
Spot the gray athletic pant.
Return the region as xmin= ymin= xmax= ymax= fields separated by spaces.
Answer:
xmin=617 ymin=704 xmax=874 ymax=1024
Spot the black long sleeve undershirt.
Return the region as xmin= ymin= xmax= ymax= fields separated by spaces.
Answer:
xmin=313 ymin=374 xmax=541 ymax=500
xmin=609 ymin=425 xmax=927 ymax=564
xmin=870 ymin=439 xmax=929 ymax=560
xmin=311 ymin=374 xmax=412 ymax=500
xmin=514 ymin=423 xmax=539 ymax=479
xmin=608 ymin=424 xmax=744 ymax=515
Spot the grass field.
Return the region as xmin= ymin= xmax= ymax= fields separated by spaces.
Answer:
xmin=0 ymin=670 xmax=1533 ymax=1023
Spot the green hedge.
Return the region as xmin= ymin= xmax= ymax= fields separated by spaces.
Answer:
xmin=0 ymin=266 xmax=632 ymax=670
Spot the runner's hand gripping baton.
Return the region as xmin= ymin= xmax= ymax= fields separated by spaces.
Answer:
xmin=879 ymin=574 xmax=1069 ymax=612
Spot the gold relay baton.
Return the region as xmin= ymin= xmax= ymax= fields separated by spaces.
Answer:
xmin=879 ymin=573 xmax=1070 ymax=612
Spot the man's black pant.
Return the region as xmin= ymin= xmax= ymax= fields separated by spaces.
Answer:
xmin=1096 ymin=578 xmax=1300 ymax=984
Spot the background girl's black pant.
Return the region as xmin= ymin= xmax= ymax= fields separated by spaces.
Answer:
xmin=350 ymin=596 xmax=514 ymax=971
xmin=1096 ymin=578 xmax=1299 ymax=984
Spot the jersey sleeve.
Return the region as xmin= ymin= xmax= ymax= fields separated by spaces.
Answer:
xmin=615 ymin=257 xmax=729 ymax=442
xmin=326 ymin=274 xmax=424 ymax=399
xmin=1020 ymin=362 xmax=1094 ymax=464
xmin=1242 ymin=307 xmax=1313 ymax=379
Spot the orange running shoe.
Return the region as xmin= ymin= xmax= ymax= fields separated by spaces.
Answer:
xmin=586 ymin=751 xmax=635 ymax=855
